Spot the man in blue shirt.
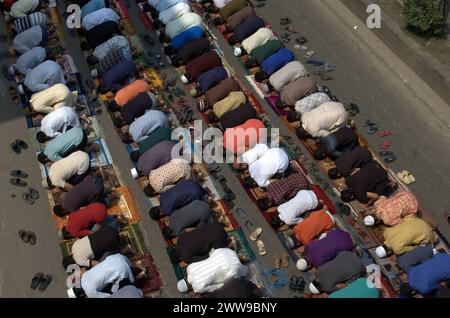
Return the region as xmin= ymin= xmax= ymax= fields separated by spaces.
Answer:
xmin=98 ymin=60 xmax=139 ymax=94
xmin=254 ymin=48 xmax=294 ymax=82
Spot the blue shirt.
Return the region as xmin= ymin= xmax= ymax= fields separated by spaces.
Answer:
xmin=160 ymin=180 xmax=208 ymax=215
xmin=13 ymin=46 xmax=46 ymax=75
xmin=232 ymin=15 xmax=265 ymax=43
xmin=44 ymin=127 xmax=85 ymax=162
xmin=129 ymin=110 xmax=169 ymax=143
xmin=81 ymin=0 xmax=107 ymax=18
xmin=172 ymin=25 xmax=204 ymax=51
xmin=261 ymin=48 xmax=294 ymax=76
xmin=197 ymin=67 xmax=229 ymax=94
xmin=397 ymin=245 xmax=434 ymax=274
xmin=408 ymin=253 xmax=450 ymax=295
xmin=101 ymin=60 xmax=137 ymax=93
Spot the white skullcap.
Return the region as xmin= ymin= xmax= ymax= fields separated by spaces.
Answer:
xmin=325 ymin=210 xmax=335 ymax=225
xmin=309 ymin=282 xmax=320 ymax=295
xmin=375 ymin=246 xmax=387 ymax=258
xmin=67 ymin=288 xmax=76 ymax=298
xmin=9 ymin=65 xmax=16 ymax=76
xmin=177 ymin=279 xmax=188 ymax=293
xmin=296 ymin=258 xmax=308 ymax=271
xmin=180 ymin=74 xmax=188 ymax=84
xmin=234 ymin=47 xmax=242 ymax=56
xmin=318 ymin=232 xmax=328 ymax=240
xmin=17 ymin=84 xmax=25 ymax=95
xmin=91 ymin=69 xmax=98 ymax=78
xmin=364 ymin=215 xmax=375 ymax=227
xmin=261 ymin=83 xmax=270 ymax=94
xmin=130 ymin=168 xmax=139 ymax=179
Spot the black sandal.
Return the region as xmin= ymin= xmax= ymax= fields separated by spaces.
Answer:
xmin=28 ymin=188 xmax=39 ymax=200
xmin=23 ymin=192 xmax=35 ymax=205
xmin=38 ymin=274 xmax=52 ymax=291
xmin=19 ymin=229 xmax=30 ymax=243
xmin=11 ymin=141 xmax=21 ymax=154
xmin=15 ymin=139 xmax=28 ymax=150
xmin=30 ymin=272 xmax=44 ymax=290
xmin=10 ymin=178 xmax=27 ymax=187
xmin=10 ymin=170 xmax=28 ymax=178
xmin=28 ymin=231 xmax=37 ymax=245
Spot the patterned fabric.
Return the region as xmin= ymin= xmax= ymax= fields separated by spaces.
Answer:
xmin=13 ymin=12 xmax=48 ymax=34
xmin=267 ymin=173 xmax=309 ymax=205
xmin=295 ymin=92 xmax=331 ymax=116
xmin=148 ymin=159 xmax=191 ymax=193
xmin=96 ymin=49 xmax=127 ymax=76
xmin=374 ymin=191 xmax=419 ymax=226
xmin=93 ymin=35 xmax=131 ymax=61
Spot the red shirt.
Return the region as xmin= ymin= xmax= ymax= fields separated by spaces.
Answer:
xmin=3 ymin=0 xmax=16 ymax=10
xmin=66 ymin=203 xmax=108 ymax=238
xmin=223 ymin=119 xmax=266 ymax=154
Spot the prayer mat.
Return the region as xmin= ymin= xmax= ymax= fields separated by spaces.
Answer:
xmin=131 ymin=253 xmax=164 ymax=294
xmin=137 ymin=3 xmax=154 ymax=30
xmin=108 ymin=186 xmax=143 ymax=224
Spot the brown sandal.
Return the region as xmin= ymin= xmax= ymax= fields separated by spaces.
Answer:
xmin=281 ymin=253 xmax=290 ymax=268
xmin=272 ymin=255 xmax=282 ymax=269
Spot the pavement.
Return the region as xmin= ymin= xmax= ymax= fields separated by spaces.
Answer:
xmin=0 ymin=0 xmax=449 ymax=298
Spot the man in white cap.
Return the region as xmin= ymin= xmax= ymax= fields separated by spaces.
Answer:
xmin=233 ymin=28 xmax=276 ymax=57
xmin=9 ymin=46 xmax=46 ymax=76
xmin=177 ymin=248 xmax=248 ymax=294
xmin=29 ymin=83 xmax=78 ymax=114
xmin=19 ymin=60 xmax=65 ymax=94
xmin=36 ymin=106 xmax=81 ymax=141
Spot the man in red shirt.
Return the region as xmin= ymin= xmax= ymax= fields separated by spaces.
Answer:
xmin=59 ymin=202 xmax=108 ymax=240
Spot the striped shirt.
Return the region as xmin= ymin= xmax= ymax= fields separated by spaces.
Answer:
xmin=13 ymin=12 xmax=48 ymax=34
xmin=186 ymin=248 xmax=248 ymax=294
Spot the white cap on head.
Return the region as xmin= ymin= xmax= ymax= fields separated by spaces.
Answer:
xmin=131 ymin=168 xmax=139 ymax=179
xmin=261 ymin=83 xmax=270 ymax=94
xmin=189 ymin=88 xmax=197 ymax=97
xmin=309 ymin=282 xmax=320 ymax=295
xmin=177 ymin=279 xmax=188 ymax=293
xmin=296 ymin=258 xmax=308 ymax=271
xmin=325 ymin=210 xmax=335 ymax=225
xmin=67 ymin=288 xmax=76 ymax=298
xmin=155 ymin=30 xmax=161 ymax=36
xmin=180 ymin=74 xmax=188 ymax=84
xmin=17 ymin=84 xmax=25 ymax=95
xmin=318 ymin=232 xmax=328 ymax=240
xmin=234 ymin=47 xmax=242 ymax=56
xmin=433 ymin=248 xmax=438 ymax=255
xmin=364 ymin=215 xmax=375 ymax=227
xmin=375 ymin=245 xmax=387 ymax=258
xmin=91 ymin=69 xmax=98 ymax=78
xmin=8 ymin=65 xmax=16 ymax=76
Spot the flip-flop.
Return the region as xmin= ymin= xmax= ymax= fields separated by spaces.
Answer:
xmin=295 ymin=36 xmax=307 ymax=44
xmin=367 ymin=126 xmax=379 ymax=134
xmin=15 ymin=139 xmax=28 ymax=150
xmin=30 ymin=272 xmax=44 ymax=290
xmin=10 ymin=178 xmax=27 ymax=187
xmin=380 ymin=140 xmax=392 ymax=149
xmin=289 ymin=276 xmax=299 ymax=291
xmin=379 ymin=150 xmax=393 ymax=157
xmin=362 ymin=119 xmax=377 ymax=127
xmin=250 ymin=227 xmax=263 ymax=241
xmin=11 ymin=141 xmax=21 ymax=154
xmin=38 ymin=274 xmax=52 ymax=292
xmin=281 ymin=253 xmax=290 ymax=268
xmin=273 ymin=255 xmax=282 ymax=269
xmin=10 ymin=170 xmax=28 ymax=178
xmin=384 ymin=154 xmax=397 ymax=163
xmin=378 ymin=130 xmax=393 ymax=137
xmin=245 ymin=220 xmax=254 ymax=230
xmin=256 ymin=239 xmax=266 ymax=256
xmin=305 ymin=51 xmax=315 ymax=58
xmin=23 ymin=192 xmax=35 ymax=205
xmin=322 ymin=64 xmax=336 ymax=73
xmin=28 ymin=231 xmax=37 ymax=245
xmin=19 ymin=229 xmax=30 ymax=243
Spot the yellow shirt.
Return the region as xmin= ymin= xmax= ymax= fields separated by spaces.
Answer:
xmin=383 ymin=217 xmax=432 ymax=255
xmin=30 ymin=84 xmax=78 ymax=114
xmin=213 ymin=91 xmax=246 ymax=118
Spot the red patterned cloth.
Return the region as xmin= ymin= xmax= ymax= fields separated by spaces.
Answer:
xmin=374 ymin=191 xmax=418 ymax=226
xmin=267 ymin=173 xmax=309 ymax=206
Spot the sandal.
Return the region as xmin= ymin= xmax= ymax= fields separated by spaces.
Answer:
xmin=289 ymin=276 xmax=299 ymax=291
xmin=19 ymin=229 xmax=30 ymax=243
xmin=396 ymin=170 xmax=415 ymax=185
xmin=235 ymin=207 xmax=247 ymax=219
xmin=281 ymin=253 xmax=290 ymax=268
xmin=380 ymin=140 xmax=392 ymax=149
xmin=384 ymin=154 xmax=397 ymax=163
xmin=15 ymin=139 xmax=28 ymax=150
xmin=250 ymin=227 xmax=262 ymax=241
xmin=23 ymin=192 xmax=35 ymax=205
xmin=305 ymin=50 xmax=315 ymax=58
xmin=30 ymin=272 xmax=44 ymax=290
xmin=10 ymin=170 xmax=28 ymax=178
xmin=273 ymin=255 xmax=282 ymax=269
xmin=379 ymin=150 xmax=393 ymax=157
xmin=11 ymin=141 xmax=21 ymax=154
xmin=256 ymin=239 xmax=266 ymax=256
xmin=378 ymin=130 xmax=393 ymax=137
xmin=367 ymin=126 xmax=379 ymax=134
xmin=38 ymin=274 xmax=52 ymax=291
xmin=322 ymin=64 xmax=336 ymax=73
xmin=10 ymin=178 xmax=27 ymax=187
xmin=295 ymin=36 xmax=307 ymax=44
xmin=245 ymin=220 xmax=254 ymax=230
xmin=362 ymin=119 xmax=377 ymax=127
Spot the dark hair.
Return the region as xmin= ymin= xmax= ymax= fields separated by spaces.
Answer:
xmin=256 ymin=197 xmax=271 ymax=211
xmin=36 ymin=131 xmax=48 ymax=143
xmin=158 ymin=32 xmax=169 ymax=43
xmin=244 ymin=59 xmax=256 ymax=69
xmin=86 ymin=55 xmax=98 ymax=66
xmin=399 ymin=283 xmax=413 ymax=297
xmin=97 ymin=86 xmax=109 ymax=95
xmin=149 ymin=206 xmax=161 ymax=220
xmin=62 ymin=255 xmax=76 ymax=270
xmin=37 ymin=152 xmax=48 ymax=164
xmin=112 ymin=117 xmax=125 ymax=128
xmin=120 ymin=133 xmax=132 ymax=144
xmin=286 ymin=111 xmax=299 ymax=123
xmin=53 ymin=204 xmax=69 ymax=218
xmin=313 ymin=148 xmax=327 ymax=161
xmin=243 ymin=176 xmax=255 ymax=189
xmin=80 ymin=42 xmax=90 ymax=51
xmin=296 ymin=126 xmax=309 ymax=140
xmin=254 ymin=71 xmax=268 ymax=82
xmin=328 ymin=168 xmax=340 ymax=180
xmin=340 ymin=189 xmax=354 ymax=203
xmin=228 ymin=35 xmax=238 ymax=45
xmin=162 ymin=227 xmax=174 ymax=240
xmin=61 ymin=227 xmax=72 ymax=240
xmin=152 ymin=20 xmax=163 ymax=29
xmin=271 ymin=215 xmax=282 ymax=228
xmin=171 ymin=56 xmax=183 ymax=68
xmin=130 ymin=151 xmax=141 ymax=162
xmin=107 ymin=101 xmax=119 ymax=112
xmin=213 ymin=17 xmax=224 ymax=26
xmin=144 ymin=185 xmax=155 ymax=197
xmin=164 ymin=46 xmax=176 ymax=56
xmin=207 ymin=112 xmax=219 ymax=123
xmin=76 ymin=28 xmax=86 ymax=37
xmin=142 ymin=3 xmax=152 ymax=12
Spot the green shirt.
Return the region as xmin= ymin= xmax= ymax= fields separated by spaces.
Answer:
xmin=44 ymin=127 xmax=85 ymax=162
xmin=138 ymin=127 xmax=172 ymax=154
xmin=219 ymin=0 xmax=248 ymax=20
xmin=250 ymin=40 xmax=284 ymax=64
xmin=329 ymin=278 xmax=380 ymax=298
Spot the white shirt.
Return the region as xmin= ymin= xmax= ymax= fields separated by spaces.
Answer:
xmin=82 ymin=8 xmax=120 ymax=31
xmin=159 ymin=2 xmax=191 ymax=25
xmin=81 ymin=254 xmax=135 ymax=298
xmin=301 ymin=102 xmax=348 ymax=138
xmin=48 ymin=151 xmax=90 ymax=188
xmin=13 ymin=25 xmax=43 ymax=54
xmin=213 ymin=0 xmax=232 ymax=8
xmin=9 ymin=0 xmax=40 ymax=18
xmin=24 ymin=60 xmax=65 ymax=93
xmin=241 ymin=28 xmax=276 ymax=55
xmin=242 ymin=143 xmax=269 ymax=165
xmin=248 ymin=148 xmax=289 ymax=187
xmin=13 ymin=46 xmax=46 ymax=75
xmin=40 ymin=106 xmax=81 ymax=138
xmin=165 ymin=12 xmax=203 ymax=39
xmin=186 ymin=248 xmax=248 ymax=294
xmin=278 ymin=190 xmax=318 ymax=225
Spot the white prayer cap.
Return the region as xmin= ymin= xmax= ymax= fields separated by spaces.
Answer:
xmin=296 ymin=258 xmax=308 ymax=271
xmin=9 ymin=65 xmax=16 ymax=76
xmin=130 ymin=168 xmax=139 ymax=179
xmin=91 ymin=69 xmax=98 ymax=78
xmin=177 ymin=279 xmax=188 ymax=293
xmin=180 ymin=74 xmax=188 ymax=84
xmin=17 ymin=84 xmax=25 ymax=95
xmin=375 ymin=245 xmax=387 ymax=258
xmin=67 ymin=288 xmax=76 ymax=298
xmin=309 ymin=282 xmax=320 ymax=295
xmin=261 ymin=83 xmax=270 ymax=94
xmin=318 ymin=232 xmax=328 ymax=240
xmin=233 ymin=47 xmax=242 ymax=56
xmin=325 ymin=210 xmax=335 ymax=225
xmin=364 ymin=215 xmax=375 ymax=227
